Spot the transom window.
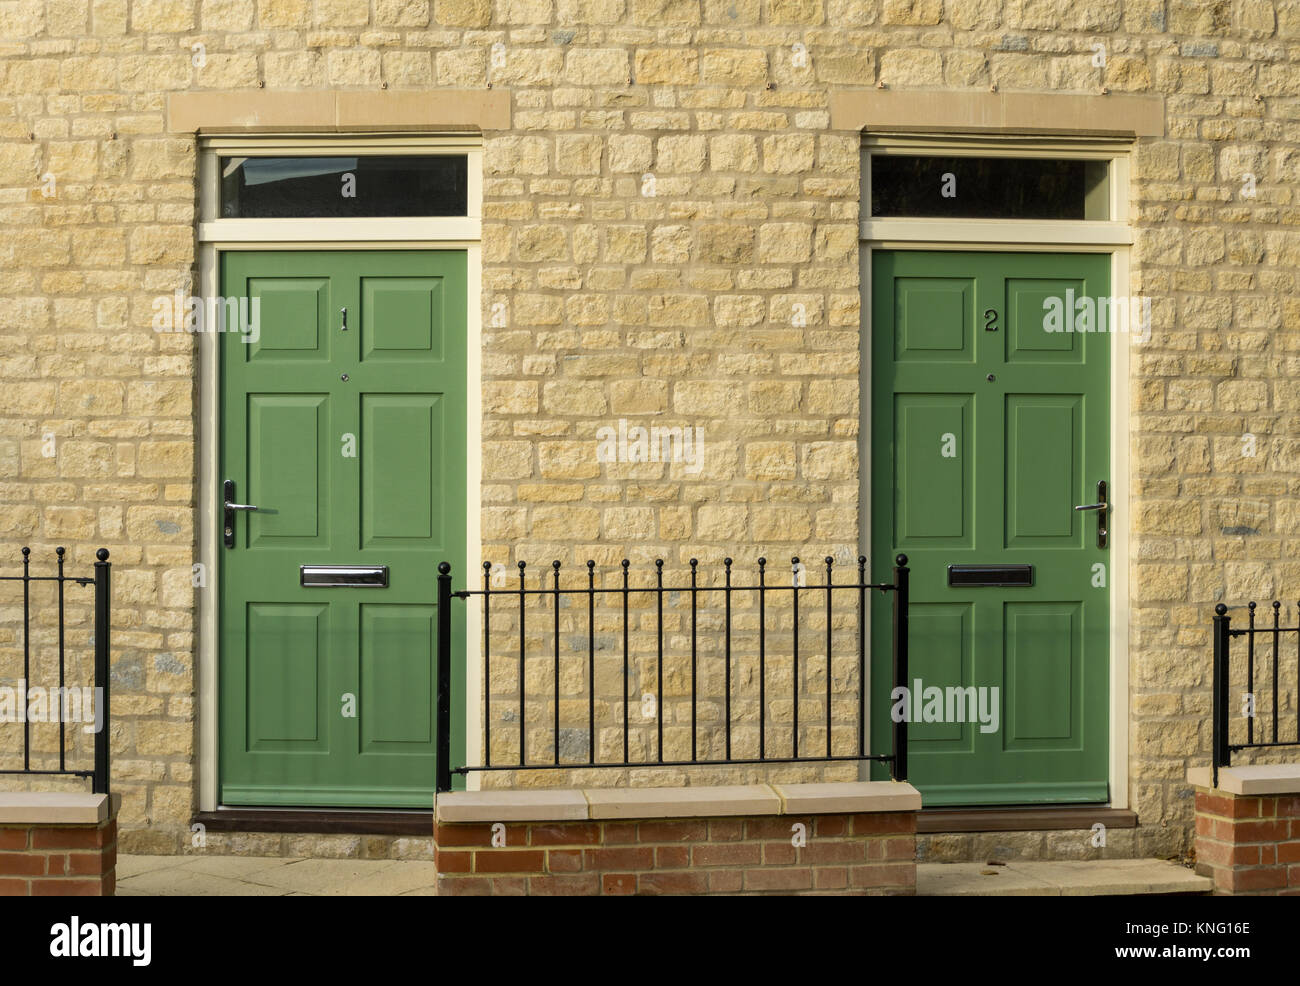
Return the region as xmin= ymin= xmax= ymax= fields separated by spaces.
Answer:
xmin=219 ymin=155 xmax=468 ymax=218
xmin=870 ymin=154 xmax=1111 ymax=221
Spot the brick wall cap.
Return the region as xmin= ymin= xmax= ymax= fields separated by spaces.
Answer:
xmin=773 ymin=781 xmax=922 ymax=814
xmin=436 ymin=789 xmax=589 ymax=823
xmin=0 ymin=792 xmax=114 ymax=825
xmin=585 ymin=784 xmax=782 ymax=819
xmin=436 ymin=782 xmax=924 ymax=824
xmin=1188 ymin=764 xmax=1300 ymax=796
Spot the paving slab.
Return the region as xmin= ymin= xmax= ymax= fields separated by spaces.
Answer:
xmin=116 ymin=865 xmax=291 ymax=897
xmin=919 ymin=862 xmax=1058 ymax=896
xmin=117 ymin=854 xmax=435 ymax=896
xmin=177 ymin=854 xmax=307 ymax=879
xmin=920 ymin=859 xmax=1212 ymax=896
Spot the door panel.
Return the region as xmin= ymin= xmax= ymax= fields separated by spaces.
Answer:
xmin=248 ymin=395 xmax=328 ymax=545
xmin=245 ymin=277 xmax=330 ymax=360
xmin=872 ymin=250 xmax=1110 ymax=806
xmin=220 ymin=250 xmax=467 ymax=808
xmin=894 ymin=395 xmax=972 ymax=545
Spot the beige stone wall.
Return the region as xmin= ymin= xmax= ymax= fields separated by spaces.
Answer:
xmin=2 ymin=0 xmax=1296 ymax=858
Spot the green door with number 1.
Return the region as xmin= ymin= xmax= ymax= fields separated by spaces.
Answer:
xmin=219 ymin=250 xmax=466 ymax=807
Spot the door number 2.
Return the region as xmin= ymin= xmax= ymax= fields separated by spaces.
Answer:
xmin=983 ymin=308 xmax=998 ymax=332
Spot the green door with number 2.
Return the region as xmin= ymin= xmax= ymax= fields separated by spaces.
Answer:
xmin=871 ymin=250 xmax=1111 ymax=806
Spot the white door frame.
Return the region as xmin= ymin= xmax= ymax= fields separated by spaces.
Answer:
xmin=858 ymin=133 xmax=1134 ymax=809
xmin=195 ymin=134 xmax=483 ymax=812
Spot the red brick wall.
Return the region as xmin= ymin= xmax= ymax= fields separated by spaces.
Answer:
xmin=434 ymin=812 xmax=915 ymax=896
xmin=0 ymin=819 xmax=116 ymax=896
xmin=1194 ymin=790 xmax=1300 ymax=895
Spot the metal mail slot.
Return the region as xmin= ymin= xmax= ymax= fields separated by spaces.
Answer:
xmin=300 ymin=565 xmax=389 ymax=588
xmin=947 ymin=564 xmax=1033 ymax=588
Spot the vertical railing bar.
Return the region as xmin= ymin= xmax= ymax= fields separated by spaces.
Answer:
xmin=792 ymin=555 xmax=800 ymax=761
xmin=724 ymin=557 xmax=733 ymax=763
xmin=1296 ymin=600 xmax=1299 ymax=747
xmin=57 ymin=546 xmax=66 ymax=772
xmin=758 ymin=557 xmax=767 ymax=761
xmin=825 ymin=555 xmax=833 ymax=760
xmin=858 ymin=555 xmax=867 ymax=759
xmin=1274 ymin=600 xmax=1281 ymax=744
xmin=92 ymin=549 xmax=111 ymax=795
xmin=22 ymin=547 xmax=30 ymax=772
xmin=1212 ymin=603 xmax=1231 ymax=787
xmin=891 ymin=554 xmax=909 ymax=783
xmin=690 ymin=558 xmax=698 ymax=763
xmin=518 ymin=560 xmax=526 ymax=766
xmin=656 ymin=559 xmax=664 ymax=763
xmin=436 ymin=562 xmax=453 ymax=794
xmin=587 ymin=560 xmax=596 ymax=766
xmin=483 ymin=562 xmax=492 ymax=769
xmin=1247 ymin=601 xmax=1256 ymax=746
xmin=553 ymin=561 xmax=561 ymax=766
xmin=622 ymin=560 xmax=630 ymax=765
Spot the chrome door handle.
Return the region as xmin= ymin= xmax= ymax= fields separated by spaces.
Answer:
xmin=1075 ymin=481 xmax=1108 ymax=548
xmin=223 ymin=479 xmax=259 ymax=548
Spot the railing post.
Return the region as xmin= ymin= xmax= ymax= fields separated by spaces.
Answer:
xmin=1212 ymin=602 xmax=1231 ymax=788
xmin=891 ymin=554 xmax=909 ymax=783
xmin=436 ymin=562 xmax=453 ymax=795
xmin=92 ymin=548 xmax=111 ymax=795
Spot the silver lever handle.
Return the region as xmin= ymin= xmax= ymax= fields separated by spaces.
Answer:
xmin=223 ymin=479 xmax=260 ymax=549
xmin=1076 ymin=481 xmax=1108 ymax=549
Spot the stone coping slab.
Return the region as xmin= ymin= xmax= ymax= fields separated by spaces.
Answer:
xmin=435 ymin=789 xmax=588 ymax=823
xmin=0 ymin=792 xmax=114 ymax=825
xmin=436 ymin=781 xmax=921 ymax=824
xmin=1188 ymin=764 xmax=1300 ymax=796
xmin=774 ymin=781 xmax=922 ymax=814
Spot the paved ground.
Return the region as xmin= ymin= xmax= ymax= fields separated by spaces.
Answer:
xmin=118 ymin=853 xmax=1210 ymax=896
xmin=117 ymin=854 xmax=438 ymax=896
xmin=918 ymin=858 xmax=1212 ymax=896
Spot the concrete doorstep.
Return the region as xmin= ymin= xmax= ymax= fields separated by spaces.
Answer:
xmin=919 ymin=859 xmax=1212 ymax=896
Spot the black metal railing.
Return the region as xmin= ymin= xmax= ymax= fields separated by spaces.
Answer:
xmin=1212 ymin=600 xmax=1300 ymax=786
xmin=436 ymin=553 xmax=908 ymax=793
xmin=0 ymin=547 xmax=111 ymax=794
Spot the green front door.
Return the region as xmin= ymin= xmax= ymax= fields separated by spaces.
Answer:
xmin=219 ymin=250 xmax=467 ymax=807
xmin=871 ymin=250 xmax=1111 ymax=806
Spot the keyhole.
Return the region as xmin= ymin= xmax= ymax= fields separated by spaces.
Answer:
xmin=987 ymin=373 xmax=996 ymax=382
